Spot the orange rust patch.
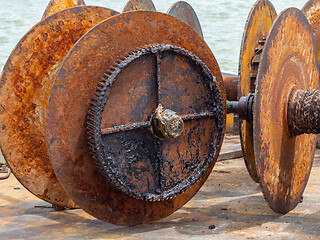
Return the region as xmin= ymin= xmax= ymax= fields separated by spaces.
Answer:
xmin=0 ymin=6 xmax=118 ymax=208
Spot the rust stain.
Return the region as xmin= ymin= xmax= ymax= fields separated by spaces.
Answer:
xmin=0 ymin=6 xmax=118 ymax=208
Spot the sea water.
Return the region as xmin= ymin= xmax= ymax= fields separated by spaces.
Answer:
xmin=0 ymin=0 xmax=308 ymax=73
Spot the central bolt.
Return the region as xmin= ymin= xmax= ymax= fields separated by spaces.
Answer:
xmin=150 ymin=105 xmax=184 ymax=140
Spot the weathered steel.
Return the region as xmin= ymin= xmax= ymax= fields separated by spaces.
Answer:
xmin=167 ymin=1 xmax=204 ymax=38
xmin=222 ymin=72 xmax=238 ymax=101
xmin=302 ymin=0 xmax=320 ymax=65
xmin=123 ymin=0 xmax=156 ymax=12
xmin=238 ymin=0 xmax=277 ymax=183
xmin=227 ymin=93 xmax=254 ymax=124
xmin=0 ymin=6 xmax=118 ymax=209
xmin=87 ymin=44 xmax=224 ymax=202
xmin=42 ymin=0 xmax=86 ymax=20
xmin=254 ymin=8 xmax=318 ymax=214
xmin=46 ymin=11 xmax=226 ymax=226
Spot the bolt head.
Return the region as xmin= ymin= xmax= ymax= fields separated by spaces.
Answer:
xmin=150 ymin=105 xmax=184 ymax=140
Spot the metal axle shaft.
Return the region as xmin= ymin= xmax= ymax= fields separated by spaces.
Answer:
xmin=287 ymin=89 xmax=320 ymax=136
xmin=227 ymin=93 xmax=254 ymax=124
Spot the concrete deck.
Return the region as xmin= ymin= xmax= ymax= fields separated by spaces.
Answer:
xmin=0 ymin=136 xmax=319 ymax=239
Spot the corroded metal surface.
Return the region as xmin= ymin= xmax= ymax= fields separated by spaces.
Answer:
xmin=87 ymin=44 xmax=224 ymax=202
xmin=238 ymin=0 xmax=277 ymax=183
xmin=254 ymin=8 xmax=318 ymax=214
xmin=123 ymin=0 xmax=156 ymax=12
xmin=167 ymin=1 xmax=204 ymax=38
xmin=42 ymin=0 xmax=86 ymax=20
xmin=227 ymin=94 xmax=254 ymax=124
xmin=46 ymin=11 xmax=226 ymax=226
xmin=302 ymin=0 xmax=320 ymax=64
xmin=0 ymin=6 xmax=118 ymax=208
xmin=222 ymin=72 xmax=238 ymax=101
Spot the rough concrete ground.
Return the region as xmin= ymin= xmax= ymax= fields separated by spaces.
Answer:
xmin=0 ymin=135 xmax=319 ymax=240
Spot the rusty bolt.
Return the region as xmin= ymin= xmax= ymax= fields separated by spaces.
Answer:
xmin=150 ymin=104 xmax=184 ymax=140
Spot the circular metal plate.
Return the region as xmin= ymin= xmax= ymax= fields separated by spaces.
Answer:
xmin=0 ymin=6 xmax=118 ymax=208
xmin=42 ymin=0 xmax=86 ymax=20
xmin=238 ymin=0 xmax=277 ymax=183
xmin=302 ymin=0 xmax=320 ymax=64
xmin=123 ymin=0 xmax=156 ymax=12
xmin=46 ymin=11 xmax=226 ymax=226
xmin=88 ymin=44 xmax=224 ymax=201
xmin=167 ymin=1 xmax=204 ymax=38
xmin=254 ymin=8 xmax=318 ymax=214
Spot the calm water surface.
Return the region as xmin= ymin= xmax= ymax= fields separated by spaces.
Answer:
xmin=0 ymin=0 xmax=308 ymax=73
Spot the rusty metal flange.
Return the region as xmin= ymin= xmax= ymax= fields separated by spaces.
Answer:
xmin=123 ymin=0 xmax=156 ymax=12
xmin=254 ymin=8 xmax=318 ymax=214
xmin=0 ymin=6 xmax=118 ymax=208
xmin=46 ymin=11 xmax=226 ymax=226
xmin=238 ymin=0 xmax=277 ymax=183
xmin=87 ymin=44 xmax=224 ymax=202
xmin=42 ymin=0 xmax=86 ymax=20
xmin=167 ymin=1 xmax=204 ymax=38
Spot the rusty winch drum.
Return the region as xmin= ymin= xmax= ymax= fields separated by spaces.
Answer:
xmin=0 ymin=0 xmax=320 ymax=227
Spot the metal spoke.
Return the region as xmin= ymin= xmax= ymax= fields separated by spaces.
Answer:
xmin=101 ymin=122 xmax=151 ymax=135
xmin=100 ymin=111 xmax=217 ymax=136
xmin=181 ymin=111 xmax=216 ymax=121
xmin=155 ymin=53 xmax=162 ymax=105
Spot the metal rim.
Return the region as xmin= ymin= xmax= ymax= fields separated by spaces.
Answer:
xmin=122 ymin=0 xmax=156 ymax=12
xmin=0 ymin=6 xmax=118 ymax=208
xmin=46 ymin=11 xmax=226 ymax=226
xmin=238 ymin=0 xmax=277 ymax=183
xmin=254 ymin=7 xmax=318 ymax=214
xmin=302 ymin=0 xmax=320 ymax=64
xmin=42 ymin=0 xmax=86 ymax=20
xmin=167 ymin=1 xmax=204 ymax=38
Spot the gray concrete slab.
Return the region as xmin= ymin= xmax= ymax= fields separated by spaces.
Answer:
xmin=0 ymin=137 xmax=319 ymax=239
